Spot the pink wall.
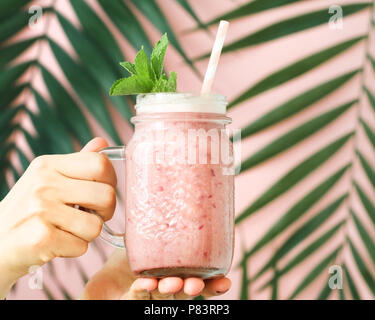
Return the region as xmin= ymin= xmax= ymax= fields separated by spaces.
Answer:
xmin=6 ymin=0 xmax=375 ymax=299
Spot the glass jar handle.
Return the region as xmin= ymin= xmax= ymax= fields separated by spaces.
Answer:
xmin=98 ymin=146 xmax=126 ymax=249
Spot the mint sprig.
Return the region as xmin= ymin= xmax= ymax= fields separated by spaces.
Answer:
xmin=109 ymin=34 xmax=177 ymax=95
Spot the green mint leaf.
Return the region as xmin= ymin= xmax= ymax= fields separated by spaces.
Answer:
xmin=167 ymin=71 xmax=177 ymax=91
xmin=109 ymin=33 xmax=177 ymax=96
xmin=151 ymin=79 xmax=168 ymax=92
xmin=151 ymin=33 xmax=168 ymax=79
xmin=120 ymin=61 xmax=136 ymax=75
xmin=135 ymin=46 xmax=155 ymax=82
xmin=110 ymin=75 xmax=152 ymax=95
xmin=151 ymin=72 xmax=177 ymax=92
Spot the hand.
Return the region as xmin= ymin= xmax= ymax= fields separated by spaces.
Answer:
xmin=0 ymin=138 xmax=116 ymax=299
xmin=81 ymin=249 xmax=231 ymax=300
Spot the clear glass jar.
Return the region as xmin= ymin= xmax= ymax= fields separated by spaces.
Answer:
xmin=100 ymin=93 xmax=235 ymax=279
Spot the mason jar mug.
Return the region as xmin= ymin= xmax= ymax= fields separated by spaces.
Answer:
xmin=100 ymin=93 xmax=235 ymax=279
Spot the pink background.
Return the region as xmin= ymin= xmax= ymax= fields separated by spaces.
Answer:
xmin=5 ymin=0 xmax=375 ymax=299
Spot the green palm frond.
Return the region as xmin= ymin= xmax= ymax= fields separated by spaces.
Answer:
xmin=223 ymin=0 xmax=375 ymax=299
xmin=195 ymin=3 xmax=371 ymax=60
xmin=251 ymin=194 xmax=347 ymax=282
xmin=288 ymin=245 xmax=342 ymax=299
xmin=239 ymin=70 xmax=360 ymax=139
xmin=244 ymin=165 xmax=350 ymax=259
xmin=316 ymin=275 xmax=333 ymax=300
xmin=343 ymin=263 xmax=361 ymax=299
xmin=197 ymin=0 xmax=303 ymax=29
xmin=236 ymin=133 xmax=353 ymax=224
xmin=240 ymin=100 xmax=356 ymax=172
xmin=348 ymin=238 xmax=375 ymax=296
xmin=129 ymin=0 xmax=199 ymax=76
xmin=258 ymin=225 xmax=344 ymax=292
xmin=229 ymin=36 xmax=364 ymax=108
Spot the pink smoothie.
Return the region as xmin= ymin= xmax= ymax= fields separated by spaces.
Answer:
xmin=125 ymin=113 xmax=234 ymax=279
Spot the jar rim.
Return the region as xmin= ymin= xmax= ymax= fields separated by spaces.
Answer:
xmin=131 ymin=112 xmax=232 ymax=125
xmin=135 ymin=92 xmax=228 ymax=115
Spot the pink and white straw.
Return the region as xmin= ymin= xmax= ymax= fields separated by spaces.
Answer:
xmin=201 ymin=20 xmax=229 ymax=95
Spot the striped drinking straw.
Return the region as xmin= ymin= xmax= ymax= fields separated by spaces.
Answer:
xmin=200 ymin=20 xmax=229 ymax=95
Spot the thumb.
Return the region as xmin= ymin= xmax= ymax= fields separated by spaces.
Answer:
xmin=81 ymin=137 xmax=109 ymax=152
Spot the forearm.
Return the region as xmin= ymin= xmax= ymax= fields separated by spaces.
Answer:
xmin=0 ymin=239 xmax=23 ymax=299
xmin=0 ymin=228 xmax=21 ymax=299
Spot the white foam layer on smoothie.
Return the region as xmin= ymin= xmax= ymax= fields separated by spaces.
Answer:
xmin=135 ymin=93 xmax=227 ymax=114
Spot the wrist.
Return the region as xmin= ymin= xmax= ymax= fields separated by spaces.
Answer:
xmin=0 ymin=268 xmax=18 ymax=300
xmin=0 ymin=259 xmax=24 ymax=300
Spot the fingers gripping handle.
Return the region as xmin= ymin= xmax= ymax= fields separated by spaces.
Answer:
xmin=98 ymin=146 xmax=126 ymax=249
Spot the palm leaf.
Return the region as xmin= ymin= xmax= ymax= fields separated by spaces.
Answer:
xmin=15 ymin=147 xmax=29 ymax=170
xmin=368 ymin=54 xmax=375 ymax=72
xmin=0 ymin=61 xmax=34 ymax=88
xmin=353 ymin=181 xmax=375 ymax=227
xmin=21 ymin=128 xmax=46 ymax=157
xmin=69 ymin=0 xmax=125 ymax=65
xmin=339 ymin=285 xmax=346 ymax=300
xmin=55 ymin=11 xmax=133 ymax=122
xmin=47 ymin=38 xmax=121 ymax=144
xmin=0 ymin=0 xmax=31 ymax=20
xmin=347 ymin=238 xmax=375 ymax=296
xmin=0 ymin=11 xmax=29 ymax=43
xmin=350 ymin=209 xmax=375 ymax=265
xmin=39 ymin=65 xmax=92 ymax=145
xmin=0 ymin=37 xmax=38 ymax=68
xmin=0 ymin=144 xmax=14 ymax=160
xmin=240 ymin=70 xmax=360 ymax=139
xmin=176 ymin=0 xmax=207 ymax=31
xmin=356 ymin=150 xmax=375 ymax=190
xmin=31 ymin=89 xmax=75 ymax=154
xmin=42 ymin=284 xmax=57 ymax=300
xmin=0 ymin=124 xmax=18 ymax=145
xmin=196 ymin=3 xmax=370 ymax=60
xmin=360 ymin=118 xmax=375 ymax=150
xmin=96 ymin=0 xmax=153 ymax=56
xmin=288 ymin=246 xmax=342 ymax=299
xmin=10 ymin=164 xmax=21 ymax=183
xmin=316 ymin=276 xmax=333 ymax=300
xmin=229 ymin=37 xmax=364 ymax=108
xmin=343 ymin=264 xmax=361 ymax=300
xmin=0 ymin=105 xmax=24 ymax=128
xmin=236 ymin=133 xmax=353 ymax=224
xmin=240 ymin=258 xmax=249 ymax=300
xmin=0 ymin=84 xmax=27 ymax=107
xmin=364 ymin=86 xmax=375 ymax=112
xmin=231 ymin=0 xmax=375 ymax=293
xmin=271 ymin=267 xmax=279 ymax=300
xmin=252 ymin=194 xmax=347 ymax=281
xmin=258 ymin=222 xmax=344 ymax=291
xmin=240 ymin=100 xmax=355 ymax=171
xmin=0 ymin=172 xmax=10 ymax=199
xmin=244 ymin=165 xmax=349 ymax=259
xmin=200 ymin=0 xmax=302 ymax=28
xmin=129 ymin=0 xmax=199 ymax=76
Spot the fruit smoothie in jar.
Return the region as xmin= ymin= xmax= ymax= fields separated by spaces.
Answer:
xmin=124 ymin=93 xmax=234 ymax=279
